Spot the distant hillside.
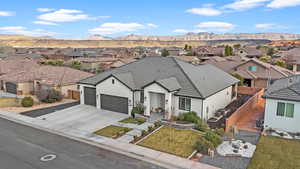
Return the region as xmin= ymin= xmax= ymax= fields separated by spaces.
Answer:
xmin=114 ymin=33 xmax=300 ymax=41
xmin=0 ymin=38 xmax=269 ymax=48
xmin=269 ymin=40 xmax=300 ymax=46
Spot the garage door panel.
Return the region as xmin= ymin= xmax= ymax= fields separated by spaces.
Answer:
xmin=84 ymin=87 xmax=96 ymax=106
xmin=6 ymin=82 xmax=17 ymax=94
xmin=100 ymin=94 xmax=128 ymax=114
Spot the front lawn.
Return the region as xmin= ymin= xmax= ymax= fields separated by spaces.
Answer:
xmin=248 ymin=136 xmax=300 ymax=169
xmin=119 ymin=117 xmax=146 ymax=125
xmin=138 ymin=126 xmax=202 ymax=158
xmin=0 ymin=98 xmax=21 ymax=107
xmin=94 ymin=125 xmax=132 ymax=138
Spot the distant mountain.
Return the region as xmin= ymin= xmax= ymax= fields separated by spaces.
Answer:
xmin=114 ymin=32 xmax=300 ymax=41
xmin=84 ymin=34 xmax=111 ymax=40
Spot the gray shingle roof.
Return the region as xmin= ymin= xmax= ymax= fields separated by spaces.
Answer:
xmin=264 ymin=74 xmax=300 ymax=101
xmin=78 ymin=56 xmax=239 ymax=98
xmin=156 ymin=77 xmax=181 ymax=92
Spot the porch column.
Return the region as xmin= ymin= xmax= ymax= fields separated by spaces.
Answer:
xmin=144 ymin=91 xmax=151 ymax=116
xmin=165 ymin=93 xmax=173 ymax=120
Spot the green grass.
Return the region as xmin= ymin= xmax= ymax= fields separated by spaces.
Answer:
xmin=93 ymin=125 xmax=132 ymax=138
xmin=0 ymin=98 xmax=21 ymax=107
xmin=248 ymin=136 xmax=300 ymax=169
xmin=119 ymin=117 xmax=146 ymax=125
xmin=138 ymin=126 xmax=202 ymax=158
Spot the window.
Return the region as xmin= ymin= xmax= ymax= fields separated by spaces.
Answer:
xmin=276 ymin=102 xmax=285 ymax=116
xmin=140 ymin=91 xmax=144 ymax=103
xmin=179 ymin=97 xmax=191 ymax=111
xmin=112 ymin=79 xmax=115 ymax=84
xmin=248 ymin=66 xmax=257 ymax=72
xmin=276 ymin=102 xmax=294 ymax=118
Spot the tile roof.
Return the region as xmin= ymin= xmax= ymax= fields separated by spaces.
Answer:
xmin=79 ymin=56 xmax=239 ymax=98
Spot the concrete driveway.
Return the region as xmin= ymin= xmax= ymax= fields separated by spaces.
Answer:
xmin=36 ymin=105 xmax=128 ymax=134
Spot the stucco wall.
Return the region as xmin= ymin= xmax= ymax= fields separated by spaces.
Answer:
xmin=17 ymin=82 xmax=33 ymax=95
xmin=60 ymin=84 xmax=77 ymax=97
xmin=202 ymin=86 xmax=234 ymax=120
xmin=173 ymin=96 xmax=203 ymax=117
xmin=96 ymin=76 xmax=133 ymax=115
xmin=264 ymin=98 xmax=300 ymax=133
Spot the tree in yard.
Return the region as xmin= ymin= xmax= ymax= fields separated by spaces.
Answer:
xmin=184 ymin=44 xmax=188 ymax=50
xmin=161 ymin=49 xmax=170 ymax=57
xmin=233 ymin=44 xmax=241 ymax=49
xmin=231 ymin=73 xmax=244 ymax=86
xmin=259 ymin=56 xmax=272 ymax=63
xmin=71 ymin=60 xmax=81 ymax=69
xmin=224 ymin=45 xmax=233 ymax=56
xmin=275 ymin=59 xmax=286 ymax=68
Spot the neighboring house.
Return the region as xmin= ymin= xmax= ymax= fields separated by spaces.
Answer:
xmin=281 ymin=48 xmax=300 ymax=72
xmin=203 ymin=56 xmax=294 ymax=88
xmin=263 ymin=75 xmax=300 ymax=133
xmin=75 ymin=57 xmax=119 ymax=72
xmin=78 ymin=56 xmax=239 ymax=120
xmin=0 ymin=63 xmax=92 ymax=96
xmin=165 ymin=47 xmax=181 ymax=56
xmin=195 ymin=46 xmax=224 ymax=57
xmin=236 ymin=46 xmax=263 ymax=58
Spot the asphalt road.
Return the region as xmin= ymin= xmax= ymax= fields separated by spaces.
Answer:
xmin=0 ymin=117 xmax=165 ymax=169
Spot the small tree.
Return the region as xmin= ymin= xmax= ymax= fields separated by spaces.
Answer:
xmin=71 ymin=60 xmax=81 ymax=69
xmin=184 ymin=44 xmax=188 ymax=50
xmin=275 ymin=59 xmax=286 ymax=68
xmin=224 ymin=45 xmax=233 ymax=56
xmin=259 ymin=56 xmax=272 ymax=63
xmin=161 ymin=49 xmax=170 ymax=57
xmin=231 ymin=73 xmax=244 ymax=86
xmin=233 ymin=44 xmax=241 ymax=49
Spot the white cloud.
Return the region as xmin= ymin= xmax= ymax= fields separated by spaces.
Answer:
xmin=255 ymin=23 xmax=288 ymax=30
xmin=223 ymin=0 xmax=270 ymax=11
xmin=33 ymin=20 xmax=58 ymax=26
xmin=186 ymin=7 xmax=222 ymax=16
xmin=267 ymin=0 xmax=300 ymax=8
xmin=0 ymin=11 xmax=15 ymax=16
xmin=0 ymin=26 xmax=58 ymax=36
xmin=147 ymin=23 xmax=158 ymax=28
xmin=196 ymin=21 xmax=235 ymax=32
xmin=173 ymin=29 xmax=189 ymax=33
xmin=37 ymin=8 xmax=55 ymax=12
xmin=37 ymin=9 xmax=91 ymax=22
xmin=89 ymin=23 xmax=146 ymax=35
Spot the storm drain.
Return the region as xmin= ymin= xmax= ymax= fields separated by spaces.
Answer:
xmin=40 ymin=154 xmax=57 ymax=162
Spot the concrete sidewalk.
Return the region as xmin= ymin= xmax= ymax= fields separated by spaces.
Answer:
xmin=0 ymin=111 xmax=219 ymax=169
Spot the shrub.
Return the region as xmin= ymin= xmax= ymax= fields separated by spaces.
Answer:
xmin=141 ymin=130 xmax=148 ymax=136
xmin=215 ymin=128 xmax=225 ymax=136
xmin=133 ymin=135 xmax=138 ymax=141
xmin=36 ymin=89 xmax=63 ymax=103
xmin=131 ymin=105 xmax=144 ymax=115
xmin=178 ymin=112 xmax=200 ymax=124
xmin=195 ymin=137 xmax=214 ymax=154
xmin=195 ymin=120 xmax=209 ymax=132
xmin=21 ymin=97 xmax=34 ymax=107
xmin=124 ymin=128 xmax=131 ymax=133
xmin=204 ymin=131 xmax=222 ymax=148
xmin=177 ymin=113 xmax=185 ymax=121
xmin=148 ymin=126 xmax=154 ymax=132
xmin=154 ymin=121 xmax=161 ymax=128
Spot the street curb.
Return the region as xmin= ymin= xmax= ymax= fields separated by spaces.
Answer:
xmin=0 ymin=113 xmax=189 ymax=169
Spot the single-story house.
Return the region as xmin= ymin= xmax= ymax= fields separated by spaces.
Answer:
xmin=263 ymin=75 xmax=300 ymax=133
xmin=203 ymin=56 xmax=294 ymax=88
xmin=0 ymin=65 xmax=93 ymax=96
xmin=78 ymin=56 xmax=239 ymax=120
xmin=281 ymin=47 xmax=300 ymax=72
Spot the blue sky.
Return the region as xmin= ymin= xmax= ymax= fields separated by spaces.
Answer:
xmin=0 ymin=0 xmax=300 ymax=38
